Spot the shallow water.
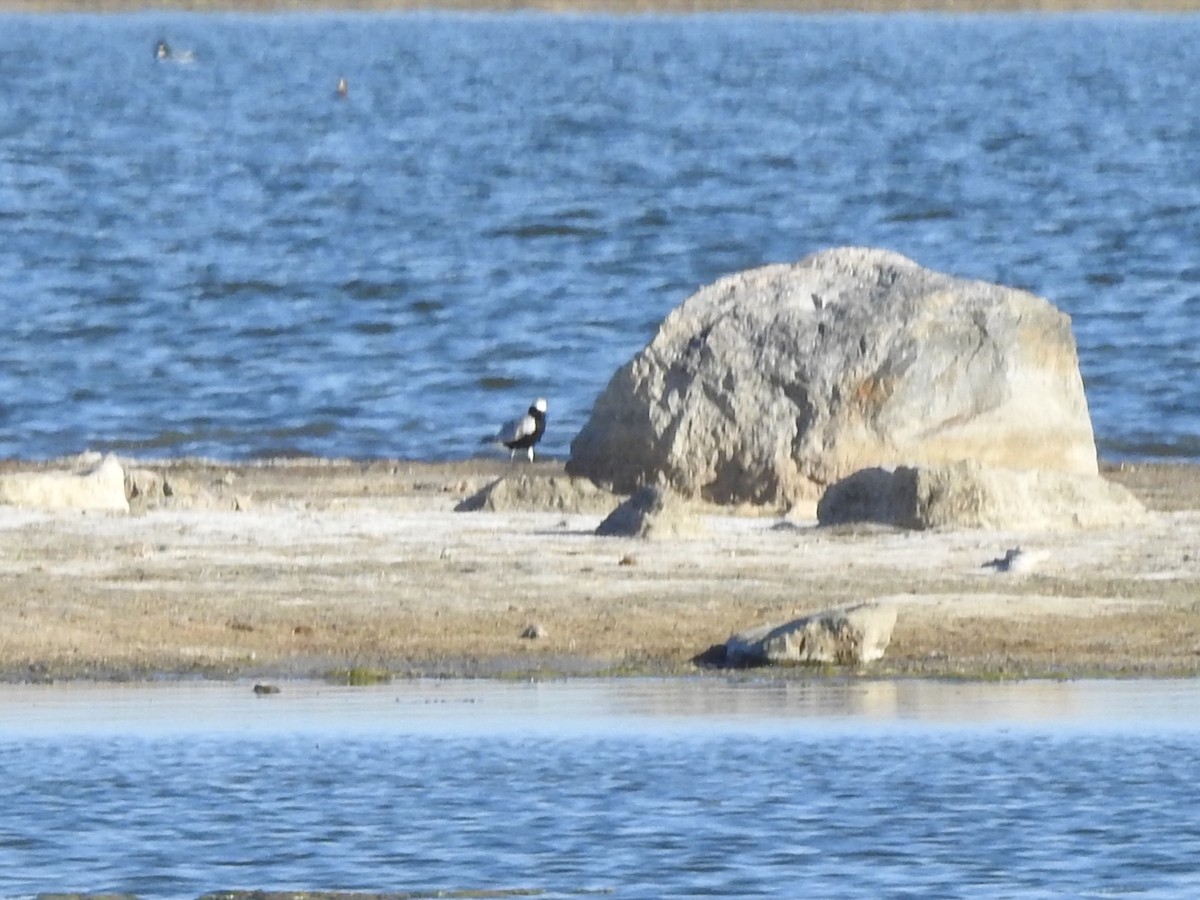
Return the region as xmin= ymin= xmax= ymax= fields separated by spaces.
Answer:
xmin=3 ymin=679 xmax=1200 ymax=898
xmin=0 ymin=14 xmax=1196 ymax=463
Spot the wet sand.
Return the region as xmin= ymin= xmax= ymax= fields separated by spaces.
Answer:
xmin=0 ymin=456 xmax=1195 ymax=683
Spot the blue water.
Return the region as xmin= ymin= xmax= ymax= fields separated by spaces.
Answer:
xmin=0 ymin=13 xmax=1197 ymax=463
xmin=2 ymin=679 xmax=1200 ymax=898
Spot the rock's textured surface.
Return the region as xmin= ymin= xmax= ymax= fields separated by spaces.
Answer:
xmin=568 ymin=247 xmax=1097 ymax=506
xmin=723 ymin=603 xmax=898 ymax=667
xmin=817 ymin=460 xmax=1149 ymax=531
xmin=455 ymin=473 xmax=620 ymax=515
xmin=126 ymin=467 xmax=246 ymax=512
xmin=0 ymin=453 xmax=129 ymax=512
xmin=594 ymin=485 xmax=708 ymax=540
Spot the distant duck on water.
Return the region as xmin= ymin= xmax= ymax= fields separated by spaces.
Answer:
xmin=482 ymin=398 xmax=547 ymax=462
xmin=154 ymin=38 xmax=194 ymax=63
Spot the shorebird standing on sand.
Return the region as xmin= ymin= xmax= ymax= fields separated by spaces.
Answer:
xmin=482 ymin=397 xmax=547 ymax=462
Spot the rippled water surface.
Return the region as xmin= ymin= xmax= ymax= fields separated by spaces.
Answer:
xmin=2 ymin=679 xmax=1200 ymax=898
xmin=0 ymin=13 xmax=1197 ymax=461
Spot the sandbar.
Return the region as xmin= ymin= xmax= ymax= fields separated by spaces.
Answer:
xmin=0 ymin=456 xmax=1195 ymax=683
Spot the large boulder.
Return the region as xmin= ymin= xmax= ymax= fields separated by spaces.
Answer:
xmin=568 ymin=247 xmax=1098 ymax=507
xmin=817 ymin=460 xmax=1148 ymax=531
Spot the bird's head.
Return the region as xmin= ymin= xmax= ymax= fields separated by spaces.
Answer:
xmin=532 ymin=397 xmax=548 ymax=413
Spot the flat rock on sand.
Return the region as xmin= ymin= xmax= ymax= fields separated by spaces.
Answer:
xmin=0 ymin=453 xmax=129 ymax=512
xmin=595 ymin=485 xmax=709 ymax=540
xmin=817 ymin=461 xmax=1149 ymax=531
xmin=455 ymin=472 xmax=620 ymax=514
xmin=721 ymin=602 xmax=898 ymax=667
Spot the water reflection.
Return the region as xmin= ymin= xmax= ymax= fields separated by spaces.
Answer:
xmin=3 ymin=678 xmax=1200 ymax=899
xmin=2 ymin=678 xmax=1197 ymax=739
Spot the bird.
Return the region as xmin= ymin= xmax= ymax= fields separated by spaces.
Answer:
xmin=154 ymin=39 xmax=193 ymax=63
xmin=336 ymin=77 xmax=349 ymax=98
xmin=482 ymin=397 xmax=547 ymax=462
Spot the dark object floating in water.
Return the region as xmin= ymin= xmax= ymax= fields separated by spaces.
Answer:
xmin=155 ymin=39 xmax=170 ymax=59
xmin=252 ymin=683 xmax=281 ymax=696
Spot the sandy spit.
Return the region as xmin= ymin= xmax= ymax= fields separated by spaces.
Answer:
xmin=0 ymin=457 xmax=1196 ymax=683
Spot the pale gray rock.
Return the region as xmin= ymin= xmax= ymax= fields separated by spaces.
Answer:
xmin=455 ymin=473 xmax=620 ymax=515
xmin=724 ymin=603 xmax=898 ymax=667
xmin=594 ymin=485 xmax=708 ymax=540
xmin=125 ymin=467 xmax=168 ymax=507
xmin=0 ymin=454 xmax=129 ymax=512
xmin=817 ymin=460 xmax=1148 ymax=531
xmin=568 ymin=247 xmax=1098 ymax=507
xmin=125 ymin=467 xmax=243 ymax=513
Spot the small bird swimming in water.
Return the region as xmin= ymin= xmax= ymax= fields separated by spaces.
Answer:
xmin=154 ymin=39 xmax=193 ymax=63
xmin=482 ymin=398 xmax=547 ymax=462
xmin=336 ymin=77 xmax=349 ymax=98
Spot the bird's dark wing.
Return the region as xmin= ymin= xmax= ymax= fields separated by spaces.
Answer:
xmin=483 ymin=412 xmax=536 ymax=445
xmin=501 ymin=413 xmax=537 ymax=443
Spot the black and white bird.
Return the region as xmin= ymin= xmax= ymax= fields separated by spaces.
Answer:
xmin=482 ymin=397 xmax=547 ymax=462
